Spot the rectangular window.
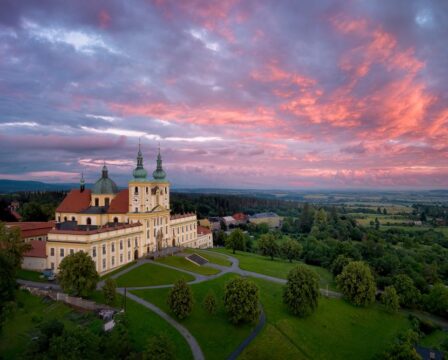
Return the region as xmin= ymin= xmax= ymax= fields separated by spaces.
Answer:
xmin=70 ymin=249 xmax=74 ymax=255
xmin=50 ymin=248 xmax=55 ymax=256
xmin=128 ymin=239 xmax=131 ymax=248
xmin=102 ymin=245 xmax=106 ymax=255
xmin=92 ymin=247 xmax=97 ymax=257
xmin=60 ymin=248 xmax=64 ymax=257
xmin=120 ymin=254 xmax=123 ymax=263
xmin=120 ymin=240 xmax=123 ymax=250
xmin=147 ymin=230 xmax=149 ymax=239
xmin=128 ymin=251 xmax=130 ymax=260
xmin=111 ymin=243 xmax=115 ymax=252
xmin=102 ymin=259 xmax=106 ymax=269
xmin=135 ymin=238 xmax=138 ymax=247
xmin=51 ymin=262 xmax=55 ymax=270
xmin=112 ymin=256 xmax=115 ymax=266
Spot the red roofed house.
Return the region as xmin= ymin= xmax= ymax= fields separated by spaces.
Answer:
xmin=22 ymin=240 xmax=47 ymax=271
xmin=233 ymin=212 xmax=248 ymax=225
xmin=197 ymin=226 xmax=213 ymax=248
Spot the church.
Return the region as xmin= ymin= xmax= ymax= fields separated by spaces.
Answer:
xmin=45 ymin=144 xmax=212 ymax=275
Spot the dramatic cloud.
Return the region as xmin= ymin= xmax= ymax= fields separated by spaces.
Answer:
xmin=0 ymin=0 xmax=447 ymax=188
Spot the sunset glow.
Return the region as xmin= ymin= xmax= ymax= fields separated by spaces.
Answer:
xmin=0 ymin=1 xmax=447 ymax=188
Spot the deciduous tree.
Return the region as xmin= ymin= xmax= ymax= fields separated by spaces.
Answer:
xmin=224 ymin=277 xmax=259 ymax=324
xmin=392 ymin=274 xmax=421 ymax=308
xmin=143 ymin=334 xmax=175 ymax=360
xmin=280 ymin=238 xmax=302 ymax=263
xmin=381 ymin=286 xmax=400 ymax=313
xmin=225 ymin=229 xmax=245 ymax=254
xmin=58 ymin=251 xmax=99 ymax=297
xmin=283 ymin=265 xmax=320 ymax=317
xmin=336 ymin=261 xmax=376 ymax=306
xmin=103 ymin=278 xmax=117 ymax=306
xmin=167 ymin=279 xmax=194 ymax=319
xmin=258 ymin=233 xmax=279 ymax=260
xmin=203 ymin=291 xmax=217 ymax=314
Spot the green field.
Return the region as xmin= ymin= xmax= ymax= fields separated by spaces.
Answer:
xmin=420 ymin=330 xmax=448 ymax=350
xmin=89 ymin=291 xmax=193 ymax=359
xmin=240 ymin=278 xmax=411 ymax=360
xmin=155 ymin=255 xmax=221 ymax=275
xmin=0 ymin=290 xmax=102 ymax=359
xmin=210 ymin=248 xmax=337 ymax=291
xmin=101 ymin=260 xmax=137 ymax=279
xmin=133 ymin=273 xmax=254 ymax=360
xmin=115 ymin=262 xmax=195 ymax=287
xmin=183 ymin=248 xmax=232 ymax=267
xmin=16 ymin=269 xmax=49 ymax=283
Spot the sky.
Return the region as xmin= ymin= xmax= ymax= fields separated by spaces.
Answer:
xmin=0 ymin=0 xmax=447 ymax=189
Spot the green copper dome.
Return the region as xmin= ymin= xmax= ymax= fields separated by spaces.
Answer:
xmin=132 ymin=141 xmax=148 ymax=181
xmin=152 ymin=146 xmax=167 ymax=180
xmin=92 ymin=165 xmax=119 ymax=194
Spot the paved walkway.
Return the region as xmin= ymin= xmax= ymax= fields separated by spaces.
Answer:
xmin=120 ymin=289 xmax=205 ymax=360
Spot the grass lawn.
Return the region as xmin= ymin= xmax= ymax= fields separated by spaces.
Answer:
xmin=155 ymin=255 xmax=221 ymax=276
xmin=183 ymin=248 xmax=232 ymax=267
xmin=210 ymin=248 xmax=337 ymax=291
xmin=89 ymin=291 xmax=193 ymax=359
xmin=133 ymin=273 xmax=254 ymax=360
xmin=16 ymin=268 xmax=49 ymax=283
xmin=420 ymin=330 xmax=448 ymax=350
xmin=101 ymin=260 xmax=137 ymax=279
xmin=239 ymin=278 xmax=411 ymax=360
xmin=115 ymin=262 xmax=195 ymax=287
xmin=0 ymin=290 xmax=102 ymax=359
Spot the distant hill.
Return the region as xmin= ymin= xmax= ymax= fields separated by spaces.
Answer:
xmin=0 ymin=179 xmax=87 ymax=193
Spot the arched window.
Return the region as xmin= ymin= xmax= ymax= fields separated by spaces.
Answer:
xmin=86 ymin=217 xmax=92 ymax=225
xmin=113 ymin=217 xmax=118 ymax=223
xmin=95 ymin=198 xmax=99 ymax=206
xmin=105 ymin=198 xmax=110 ymax=207
xmin=71 ymin=217 xmax=75 ymax=221
xmin=64 ymin=217 xmax=67 ymax=222
xmin=134 ymin=187 xmax=139 ymax=195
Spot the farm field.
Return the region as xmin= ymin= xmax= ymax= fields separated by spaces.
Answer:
xmin=210 ymin=248 xmax=337 ymax=291
xmin=133 ymin=273 xmax=254 ymax=360
xmin=239 ymin=278 xmax=411 ymax=360
xmin=115 ymin=262 xmax=195 ymax=287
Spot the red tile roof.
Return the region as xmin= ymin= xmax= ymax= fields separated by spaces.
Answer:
xmin=233 ymin=212 xmax=247 ymax=221
xmin=108 ymin=189 xmax=129 ymax=214
xmin=170 ymin=212 xmax=195 ymax=220
xmin=24 ymin=240 xmax=47 ymax=258
xmin=197 ymin=225 xmax=211 ymax=235
xmin=6 ymin=221 xmax=55 ymax=239
xmin=56 ymin=189 xmax=92 ymax=213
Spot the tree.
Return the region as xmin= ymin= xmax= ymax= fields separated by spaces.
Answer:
xmin=203 ymin=291 xmax=217 ymax=314
xmin=280 ymin=238 xmax=302 ymax=263
xmin=48 ymin=326 xmax=100 ymax=360
xmin=381 ymin=286 xmax=400 ymax=313
xmin=0 ymin=221 xmax=31 ymax=269
xmin=392 ymin=274 xmax=421 ymax=308
xmin=103 ymin=278 xmax=117 ymax=306
xmin=0 ymin=253 xmax=16 ymax=328
xmin=283 ymin=265 xmax=320 ymax=317
xmin=331 ymin=255 xmax=352 ymax=276
xmin=382 ymin=330 xmax=421 ymax=360
xmin=58 ymin=251 xmax=99 ymax=297
xmin=26 ymin=319 xmax=65 ymax=356
xmin=143 ymin=334 xmax=175 ymax=360
xmin=298 ymin=203 xmax=314 ymax=233
xmin=101 ymin=313 xmax=134 ymax=360
xmin=374 ymin=217 xmax=380 ymax=230
xmin=258 ymin=233 xmax=279 ymax=260
xmin=225 ymin=229 xmax=245 ymax=254
xmin=336 ymin=261 xmax=376 ymax=306
xmin=310 ymin=209 xmax=329 ymax=239
xmin=424 ymin=283 xmax=448 ymax=318
xmin=224 ymin=277 xmax=259 ymax=324
xmin=167 ymin=279 xmax=194 ymax=319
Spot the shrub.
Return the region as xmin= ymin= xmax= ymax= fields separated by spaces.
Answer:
xmin=103 ymin=278 xmax=117 ymax=306
xmin=381 ymin=286 xmax=400 ymax=313
xmin=203 ymin=291 xmax=217 ymax=314
xmin=143 ymin=334 xmax=175 ymax=360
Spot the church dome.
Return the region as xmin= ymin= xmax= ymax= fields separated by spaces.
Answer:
xmin=92 ymin=165 xmax=119 ymax=194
